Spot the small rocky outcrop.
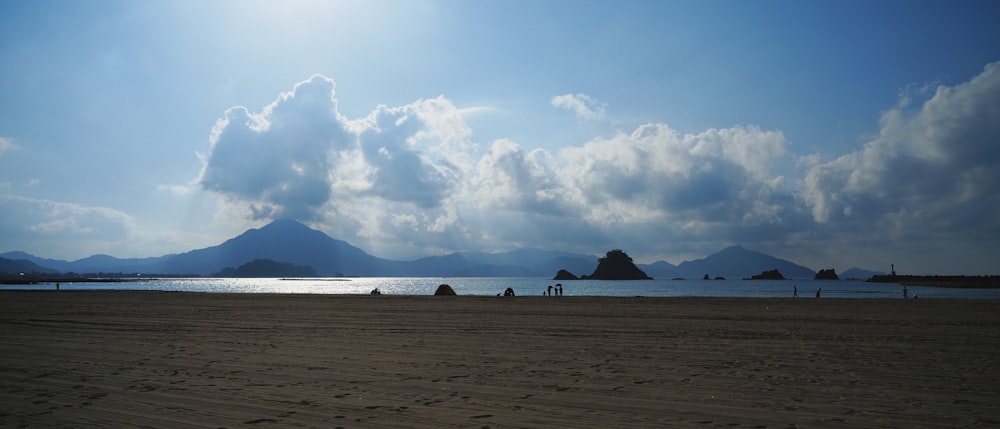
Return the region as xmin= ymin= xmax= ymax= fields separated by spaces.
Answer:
xmin=553 ymin=269 xmax=579 ymax=280
xmin=815 ymin=269 xmax=839 ymax=280
xmin=581 ymin=249 xmax=653 ymax=280
xmin=750 ymin=269 xmax=786 ymax=280
xmin=434 ymin=284 xmax=457 ymax=295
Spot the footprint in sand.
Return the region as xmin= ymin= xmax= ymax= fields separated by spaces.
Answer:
xmin=243 ymin=418 xmax=278 ymax=424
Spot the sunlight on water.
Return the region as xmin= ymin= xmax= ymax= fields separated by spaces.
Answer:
xmin=6 ymin=278 xmax=1000 ymax=299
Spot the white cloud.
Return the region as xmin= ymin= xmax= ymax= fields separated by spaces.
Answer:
xmin=199 ymin=75 xmax=353 ymax=220
xmin=0 ymin=196 xmax=134 ymax=257
xmin=157 ymin=183 xmax=194 ymax=196
xmin=556 ymin=123 xmax=790 ymax=227
xmin=189 ymin=68 xmax=999 ymax=272
xmin=551 ymin=93 xmax=606 ymax=120
xmin=469 ymin=139 xmax=565 ymax=214
xmin=0 ymin=136 xmax=15 ymax=156
xmin=804 ymin=61 xmax=1000 ymax=242
xmin=200 ymin=75 xmax=477 ymax=219
xmin=194 ymin=75 xmax=807 ymax=261
xmin=354 ymin=100 xmax=466 ymax=208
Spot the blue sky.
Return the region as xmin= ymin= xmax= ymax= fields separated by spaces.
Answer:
xmin=2 ymin=0 xmax=999 ymax=274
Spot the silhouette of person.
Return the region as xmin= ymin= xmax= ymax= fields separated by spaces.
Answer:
xmin=556 ymin=283 xmax=562 ymax=296
xmin=902 ymin=286 xmax=909 ymax=299
xmin=547 ymin=285 xmax=553 ymax=297
xmin=793 ymin=285 xmax=798 ymax=298
xmin=815 ymin=288 xmax=822 ymax=298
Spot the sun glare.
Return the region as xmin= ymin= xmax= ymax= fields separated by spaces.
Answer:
xmin=245 ymin=0 xmax=359 ymax=29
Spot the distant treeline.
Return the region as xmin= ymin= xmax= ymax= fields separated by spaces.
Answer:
xmin=868 ymin=275 xmax=1000 ymax=288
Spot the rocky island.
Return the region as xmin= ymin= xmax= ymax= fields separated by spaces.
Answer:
xmin=814 ymin=268 xmax=839 ymax=280
xmin=566 ymin=249 xmax=652 ymax=280
xmin=553 ymin=269 xmax=579 ymax=280
xmin=750 ymin=269 xmax=786 ymax=280
xmin=213 ymin=258 xmax=318 ymax=278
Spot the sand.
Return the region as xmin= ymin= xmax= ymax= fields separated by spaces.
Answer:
xmin=2 ymin=291 xmax=998 ymax=428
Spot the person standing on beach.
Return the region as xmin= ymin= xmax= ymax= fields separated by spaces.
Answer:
xmin=793 ymin=285 xmax=798 ymax=297
xmin=902 ymin=286 xmax=909 ymax=299
xmin=816 ymin=288 xmax=822 ymax=298
xmin=547 ymin=285 xmax=553 ymax=297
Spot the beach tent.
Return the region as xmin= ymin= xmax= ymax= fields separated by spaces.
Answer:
xmin=434 ymin=284 xmax=457 ymax=296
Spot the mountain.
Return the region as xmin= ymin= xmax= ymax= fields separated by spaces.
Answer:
xmin=0 ymin=221 xmax=595 ymax=277
xmin=3 ymin=223 xmax=829 ymax=279
xmin=0 ymin=251 xmax=75 ymax=272
xmin=67 ymin=254 xmax=173 ymax=273
xmin=841 ymin=267 xmax=886 ymax=280
xmin=401 ymin=253 xmax=534 ymax=277
xmin=0 ymin=251 xmax=171 ymax=274
xmin=459 ymin=249 xmax=599 ymax=277
xmin=160 ymin=219 xmax=390 ymax=276
xmin=638 ymin=260 xmax=681 ymax=279
xmin=0 ymin=256 xmax=60 ymax=275
xmin=675 ymin=245 xmax=815 ymax=279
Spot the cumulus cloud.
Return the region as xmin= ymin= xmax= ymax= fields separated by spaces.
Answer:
xmin=557 ymin=123 xmax=790 ymax=227
xmin=470 ymin=139 xmax=565 ymax=214
xmin=551 ymin=93 xmax=606 ymax=119
xmin=196 ymin=74 xmax=809 ymax=260
xmin=200 ymin=75 xmax=475 ymax=219
xmin=193 ymin=66 xmax=998 ymax=271
xmin=199 ymin=75 xmax=351 ymax=220
xmin=804 ymin=61 xmax=1000 ymax=242
xmin=354 ymin=99 xmax=468 ymax=208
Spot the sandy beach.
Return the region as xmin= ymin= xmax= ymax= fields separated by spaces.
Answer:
xmin=2 ymin=291 xmax=998 ymax=428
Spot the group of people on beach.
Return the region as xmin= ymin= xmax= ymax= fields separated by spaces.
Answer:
xmin=545 ymin=283 xmax=563 ymax=296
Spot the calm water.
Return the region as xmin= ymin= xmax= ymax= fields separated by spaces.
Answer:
xmin=6 ymin=277 xmax=1000 ymax=299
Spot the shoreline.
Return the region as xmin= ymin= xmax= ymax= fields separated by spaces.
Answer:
xmin=868 ymin=274 xmax=1000 ymax=288
xmin=3 ymin=291 xmax=999 ymax=427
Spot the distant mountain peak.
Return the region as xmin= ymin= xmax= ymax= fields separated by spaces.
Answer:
xmin=257 ymin=218 xmax=312 ymax=232
xmin=676 ymin=245 xmax=815 ymax=279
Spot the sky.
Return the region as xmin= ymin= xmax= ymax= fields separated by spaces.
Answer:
xmin=1 ymin=0 xmax=999 ymax=274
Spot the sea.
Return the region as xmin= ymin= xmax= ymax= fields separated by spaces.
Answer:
xmin=5 ymin=277 xmax=1000 ymax=299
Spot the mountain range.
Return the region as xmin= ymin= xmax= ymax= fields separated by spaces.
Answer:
xmin=2 ymin=219 xmax=868 ymax=279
